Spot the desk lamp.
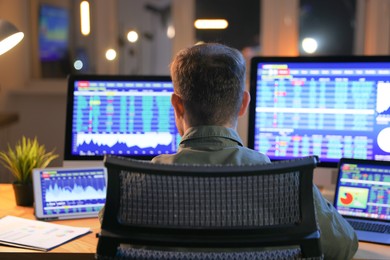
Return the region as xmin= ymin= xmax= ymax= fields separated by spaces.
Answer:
xmin=0 ymin=19 xmax=24 ymax=55
xmin=0 ymin=19 xmax=23 ymax=134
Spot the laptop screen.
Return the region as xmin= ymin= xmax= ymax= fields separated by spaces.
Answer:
xmin=334 ymin=159 xmax=390 ymax=221
xmin=33 ymin=167 xmax=107 ymax=219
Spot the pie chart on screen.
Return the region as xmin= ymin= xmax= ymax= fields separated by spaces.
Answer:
xmin=338 ymin=187 xmax=368 ymax=209
xmin=340 ymin=192 xmax=353 ymax=205
xmin=377 ymin=127 xmax=390 ymax=153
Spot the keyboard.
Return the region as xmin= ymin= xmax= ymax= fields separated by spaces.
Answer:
xmin=348 ymin=220 xmax=390 ymax=234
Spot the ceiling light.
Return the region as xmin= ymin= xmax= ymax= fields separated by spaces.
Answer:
xmin=105 ymin=49 xmax=117 ymax=61
xmin=127 ymin=30 xmax=139 ymax=43
xmin=167 ymin=25 xmax=175 ymax=39
xmin=302 ymin=37 xmax=318 ymax=54
xmin=80 ymin=1 xmax=90 ymax=36
xmin=194 ymin=19 xmax=228 ymax=29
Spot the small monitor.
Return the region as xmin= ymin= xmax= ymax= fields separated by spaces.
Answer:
xmin=64 ymin=75 xmax=179 ymax=165
xmin=248 ymin=56 xmax=390 ymax=167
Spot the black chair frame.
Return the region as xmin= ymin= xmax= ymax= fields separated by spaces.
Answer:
xmin=97 ymin=155 xmax=321 ymax=259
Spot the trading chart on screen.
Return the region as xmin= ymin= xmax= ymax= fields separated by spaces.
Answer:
xmin=249 ymin=58 xmax=390 ymax=164
xmin=69 ymin=78 xmax=179 ymax=158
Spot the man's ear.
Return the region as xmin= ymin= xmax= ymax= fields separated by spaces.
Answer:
xmin=238 ymin=90 xmax=250 ymax=116
xmin=171 ymin=93 xmax=185 ymax=117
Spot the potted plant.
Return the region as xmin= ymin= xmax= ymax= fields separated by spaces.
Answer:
xmin=0 ymin=136 xmax=58 ymax=206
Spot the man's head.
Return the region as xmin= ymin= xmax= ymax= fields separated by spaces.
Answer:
xmin=170 ymin=43 xmax=250 ymax=135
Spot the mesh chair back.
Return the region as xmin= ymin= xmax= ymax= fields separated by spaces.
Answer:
xmin=118 ymin=172 xmax=300 ymax=228
xmin=97 ymin=156 xmax=322 ymax=260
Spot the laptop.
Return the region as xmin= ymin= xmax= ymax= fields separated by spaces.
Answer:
xmin=32 ymin=167 xmax=107 ymax=220
xmin=333 ymin=158 xmax=390 ymax=245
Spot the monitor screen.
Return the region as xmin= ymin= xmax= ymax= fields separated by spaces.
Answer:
xmin=248 ymin=56 xmax=390 ymax=167
xmin=38 ymin=4 xmax=69 ymax=62
xmin=64 ymin=75 xmax=179 ymax=162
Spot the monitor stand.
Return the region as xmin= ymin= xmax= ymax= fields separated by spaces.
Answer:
xmin=62 ymin=160 xmax=104 ymax=168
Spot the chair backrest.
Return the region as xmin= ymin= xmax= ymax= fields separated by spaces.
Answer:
xmin=97 ymin=155 xmax=322 ymax=260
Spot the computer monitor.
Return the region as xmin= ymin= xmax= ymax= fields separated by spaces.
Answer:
xmin=248 ymin=56 xmax=390 ymax=168
xmin=64 ymin=75 xmax=179 ymax=166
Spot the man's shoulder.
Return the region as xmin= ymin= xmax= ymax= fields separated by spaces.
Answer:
xmin=151 ymin=154 xmax=179 ymax=165
xmin=235 ymin=146 xmax=271 ymax=164
xmin=151 ymin=147 xmax=271 ymax=165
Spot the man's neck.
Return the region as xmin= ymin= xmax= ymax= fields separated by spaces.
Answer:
xmin=184 ymin=122 xmax=237 ymax=132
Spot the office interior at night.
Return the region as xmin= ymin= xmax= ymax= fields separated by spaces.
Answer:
xmin=0 ymin=0 xmax=389 ymax=258
xmin=1 ymin=0 xmax=389 ymax=180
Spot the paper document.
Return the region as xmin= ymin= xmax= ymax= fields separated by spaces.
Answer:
xmin=0 ymin=215 xmax=91 ymax=251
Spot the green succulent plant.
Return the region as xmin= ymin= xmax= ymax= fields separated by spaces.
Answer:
xmin=0 ymin=136 xmax=58 ymax=184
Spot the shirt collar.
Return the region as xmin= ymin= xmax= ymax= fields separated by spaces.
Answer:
xmin=180 ymin=126 xmax=244 ymax=147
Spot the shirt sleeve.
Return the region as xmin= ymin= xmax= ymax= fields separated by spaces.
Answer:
xmin=313 ymin=185 xmax=359 ymax=260
xmin=98 ymin=206 xmax=105 ymax=224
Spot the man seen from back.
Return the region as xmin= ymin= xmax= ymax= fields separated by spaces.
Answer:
xmin=152 ymin=42 xmax=358 ymax=260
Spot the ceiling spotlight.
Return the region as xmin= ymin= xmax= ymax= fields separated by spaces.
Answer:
xmin=74 ymin=60 xmax=83 ymax=70
xmin=302 ymin=37 xmax=318 ymax=54
xmin=127 ymin=30 xmax=139 ymax=43
xmin=105 ymin=49 xmax=117 ymax=61
xmin=167 ymin=25 xmax=175 ymax=39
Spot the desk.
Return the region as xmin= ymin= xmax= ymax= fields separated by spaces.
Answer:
xmin=0 ymin=184 xmax=389 ymax=259
xmin=0 ymin=184 xmax=98 ymax=259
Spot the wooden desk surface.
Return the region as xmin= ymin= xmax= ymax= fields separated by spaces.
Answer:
xmin=0 ymin=184 xmax=99 ymax=257
xmin=0 ymin=184 xmax=389 ymax=259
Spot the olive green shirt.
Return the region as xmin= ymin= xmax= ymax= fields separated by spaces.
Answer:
xmin=152 ymin=125 xmax=271 ymax=165
xmin=152 ymin=126 xmax=358 ymax=260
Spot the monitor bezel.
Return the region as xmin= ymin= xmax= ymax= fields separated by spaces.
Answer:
xmin=64 ymin=74 xmax=174 ymax=162
xmin=247 ymin=55 xmax=390 ymax=168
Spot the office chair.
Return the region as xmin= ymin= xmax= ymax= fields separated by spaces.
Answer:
xmin=96 ymin=155 xmax=323 ymax=260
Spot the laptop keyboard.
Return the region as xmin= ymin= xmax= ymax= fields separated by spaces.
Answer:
xmin=348 ymin=220 xmax=390 ymax=234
